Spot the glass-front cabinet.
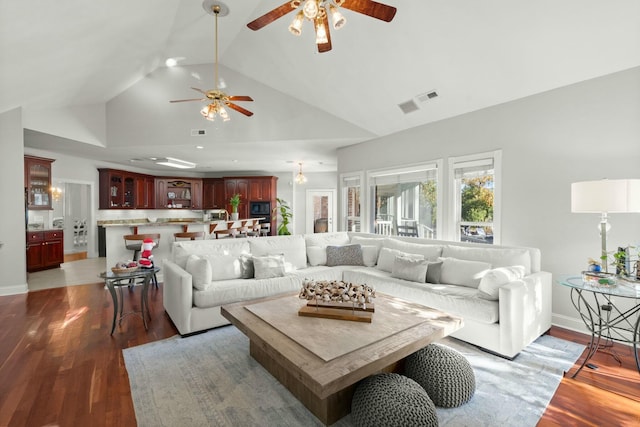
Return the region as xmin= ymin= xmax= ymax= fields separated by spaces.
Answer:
xmin=24 ymin=156 xmax=54 ymax=210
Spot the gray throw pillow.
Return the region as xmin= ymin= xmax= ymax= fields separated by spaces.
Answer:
xmin=426 ymin=260 xmax=443 ymax=284
xmin=326 ymin=244 xmax=364 ymax=267
xmin=391 ymin=256 xmax=429 ymax=283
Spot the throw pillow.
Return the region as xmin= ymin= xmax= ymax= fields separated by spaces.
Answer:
xmin=478 ymin=266 xmax=526 ymax=300
xmin=238 ymin=254 xmax=254 ymax=279
xmin=307 ymin=246 xmax=327 ymax=266
xmin=185 ymin=254 xmax=212 ymax=291
xmin=253 ymin=254 xmax=287 ymax=279
xmin=326 ymin=244 xmax=364 ymax=267
xmin=439 ymin=257 xmax=492 ymax=288
xmin=361 ymin=245 xmax=379 ymax=267
xmin=203 ymin=254 xmax=243 ymax=281
xmin=391 ymin=256 xmax=429 ymax=283
xmin=426 ymin=260 xmax=443 ymax=284
xmin=377 ymin=247 xmax=424 ymax=273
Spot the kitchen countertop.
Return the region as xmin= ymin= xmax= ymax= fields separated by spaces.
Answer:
xmin=98 ymin=218 xmax=222 ymax=227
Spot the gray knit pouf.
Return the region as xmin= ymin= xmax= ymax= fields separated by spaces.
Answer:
xmin=405 ymin=343 xmax=476 ymax=408
xmin=351 ymin=373 xmax=438 ymax=427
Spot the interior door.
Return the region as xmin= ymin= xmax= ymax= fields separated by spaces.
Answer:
xmin=306 ymin=190 xmax=336 ymax=234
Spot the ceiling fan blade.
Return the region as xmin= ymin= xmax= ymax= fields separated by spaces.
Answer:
xmin=169 ymin=98 xmax=207 ymax=103
xmin=227 ymin=95 xmax=253 ymax=102
xmin=316 ymin=14 xmax=332 ymax=53
xmin=247 ymin=1 xmax=297 ymax=31
xmin=226 ymin=102 xmax=254 ymax=117
xmin=341 ymin=0 xmax=397 ymax=22
xmin=190 ymin=87 xmax=208 ymax=95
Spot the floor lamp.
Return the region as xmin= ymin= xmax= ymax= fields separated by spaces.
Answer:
xmin=571 ymin=179 xmax=640 ymax=273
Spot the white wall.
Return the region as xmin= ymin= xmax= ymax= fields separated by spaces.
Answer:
xmin=337 ymin=66 xmax=640 ymax=335
xmin=0 ymin=108 xmax=28 ymax=295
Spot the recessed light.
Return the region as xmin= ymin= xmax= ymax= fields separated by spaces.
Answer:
xmin=232 ymin=159 xmax=239 ymax=163
xmin=196 ymin=145 xmax=204 ymax=149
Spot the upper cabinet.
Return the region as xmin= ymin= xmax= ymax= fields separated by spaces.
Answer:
xmin=99 ymin=169 xmax=136 ymax=209
xmin=155 ymin=178 xmax=200 ymax=209
xmin=25 ymin=156 xmax=55 ymax=210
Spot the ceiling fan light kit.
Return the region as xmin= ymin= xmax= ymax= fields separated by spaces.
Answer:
xmin=169 ymin=1 xmax=254 ymax=122
xmin=248 ymin=0 xmax=397 ymax=53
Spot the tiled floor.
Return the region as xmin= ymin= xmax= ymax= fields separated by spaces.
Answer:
xmin=27 ymin=257 xmax=107 ymax=291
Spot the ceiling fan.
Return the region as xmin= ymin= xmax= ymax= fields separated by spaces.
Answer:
xmin=170 ymin=1 xmax=253 ymax=121
xmin=247 ymin=0 xmax=397 ymax=53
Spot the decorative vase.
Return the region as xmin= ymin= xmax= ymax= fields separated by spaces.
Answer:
xmin=230 ymin=212 xmax=239 ymax=221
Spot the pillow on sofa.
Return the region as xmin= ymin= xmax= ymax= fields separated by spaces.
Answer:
xmin=426 ymin=260 xmax=443 ymax=284
xmin=203 ymin=254 xmax=243 ymax=281
xmin=307 ymin=246 xmax=327 ymax=266
xmin=185 ymin=254 xmax=212 ymax=291
xmin=350 ymin=236 xmax=386 ymax=264
xmin=239 ymin=254 xmax=254 ymax=279
xmin=253 ymin=254 xmax=287 ymax=279
xmin=249 ymin=235 xmax=307 ymax=270
xmin=478 ymin=266 xmax=526 ymax=300
xmin=361 ymin=245 xmax=379 ymax=267
xmin=172 ymin=240 xmax=250 ymax=269
xmin=439 ymin=257 xmax=491 ymax=288
xmin=391 ymin=256 xmax=429 ymax=283
xmin=377 ymin=248 xmax=424 ymax=272
xmin=326 ymin=244 xmax=364 ymax=267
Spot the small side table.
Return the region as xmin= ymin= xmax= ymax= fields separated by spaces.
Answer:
xmin=100 ymin=267 xmax=160 ymax=335
xmin=556 ymin=274 xmax=640 ymax=377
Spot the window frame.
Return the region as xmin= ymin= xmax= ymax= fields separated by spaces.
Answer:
xmin=339 ymin=171 xmax=364 ymax=232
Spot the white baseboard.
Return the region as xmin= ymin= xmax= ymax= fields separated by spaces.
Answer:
xmin=0 ymin=283 xmax=28 ymax=296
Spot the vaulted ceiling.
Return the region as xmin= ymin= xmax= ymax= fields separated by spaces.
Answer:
xmin=3 ymin=0 xmax=639 ymax=173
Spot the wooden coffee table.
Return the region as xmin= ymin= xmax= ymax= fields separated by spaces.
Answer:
xmin=221 ymin=292 xmax=463 ymax=425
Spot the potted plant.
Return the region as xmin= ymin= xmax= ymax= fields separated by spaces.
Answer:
xmin=273 ymin=197 xmax=292 ymax=235
xmin=229 ymin=193 xmax=241 ymax=220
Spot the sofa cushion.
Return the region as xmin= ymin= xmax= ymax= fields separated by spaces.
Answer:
xmin=307 ymin=246 xmax=327 ymax=266
xmin=253 ymin=254 xmax=287 ymax=279
xmin=442 ymin=245 xmax=531 ymax=275
xmin=377 ymin=248 xmax=424 ymax=273
xmin=383 ymin=238 xmax=443 ymax=260
xmin=326 ymin=244 xmax=364 ymax=267
xmin=192 ymin=275 xmax=302 ymax=308
xmin=439 ymin=258 xmax=492 ymax=288
xmin=426 ymin=260 xmax=443 ymax=284
xmin=305 ymin=232 xmax=350 ymax=248
xmin=172 ymin=240 xmax=250 ymax=269
xmin=249 ymin=235 xmax=307 ymax=270
xmin=185 ymin=254 xmax=212 ymax=291
xmin=478 ymin=266 xmax=526 ymax=300
xmin=392 ymin=256 xmax=428 ymax=283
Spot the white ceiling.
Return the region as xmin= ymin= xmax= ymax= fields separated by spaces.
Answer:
xmin=3 ymin=0 xmax=640 ymax=173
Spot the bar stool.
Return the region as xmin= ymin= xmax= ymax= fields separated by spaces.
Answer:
xmin=123 ymin=233 xmax=160 ymax=287
xmin=174 ymin=231 xmax=205 ymax=241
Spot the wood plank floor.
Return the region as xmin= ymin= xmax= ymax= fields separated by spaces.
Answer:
xmin=1 ymin=282 xmax=639 ymax=426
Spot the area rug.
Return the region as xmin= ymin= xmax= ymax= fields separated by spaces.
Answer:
xmin=123 ymin=326 xmax=584 ymax=427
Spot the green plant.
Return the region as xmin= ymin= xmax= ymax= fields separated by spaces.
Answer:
xmin=229 ymin=193 xmax=241 ymax=213
xmin=273 ymin=198 xmax=292 ymax=235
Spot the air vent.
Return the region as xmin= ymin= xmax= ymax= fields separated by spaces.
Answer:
xmin=191 ymin=129 xmax=207 ymax=136
xmin=416 ymin=91 xmax=438 ymax=103
xmin=398 ymin=100 xmax=419 ymax=114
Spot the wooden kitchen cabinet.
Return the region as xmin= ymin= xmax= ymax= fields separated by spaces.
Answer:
xmin=26 ymin=230 xmax=63 ymax=272
xmin=225 ymin=178 xmax=249 ymax=218
xmin=249 ymin=177 xmax=276 ymax=201
xmin=156 ymin=179 xmax=197 ymax=209
xmin=190 ymin=179 xmax=202 ymax=209
xmin=99 ymin=169 xmax=135 ymax=209
xmin=135 ymin=176 xmax=155 ymax=209
xmin=203 ymin=178 xmax=226 ymax=209
xmin=25 ymin=156 xmax=55 ymax=210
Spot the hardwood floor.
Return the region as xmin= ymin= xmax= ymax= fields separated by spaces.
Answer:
xmin=0 ymin=281 xmax=639 ymax=426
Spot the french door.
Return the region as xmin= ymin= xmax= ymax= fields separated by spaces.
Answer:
xmin=305 ymin=190 xmax=336 ymax=234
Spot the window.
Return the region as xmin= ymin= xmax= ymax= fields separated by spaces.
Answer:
xmin=341 ymin=173 xmax=362 ymax=232
xmin=368 ymin=163 xmax=440 ymax=239
xmin=449 ymin=151 xmax=501 ymax=244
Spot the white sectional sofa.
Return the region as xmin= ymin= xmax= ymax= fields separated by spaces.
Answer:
xmin=162 ymin=232 xmax=551 ymax=358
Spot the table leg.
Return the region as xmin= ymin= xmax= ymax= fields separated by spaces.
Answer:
xmin=106 ymin=281 xmax=118 ymax=335
xmin=571 ymin=288 xmax=601 ymax=378
xmin=141 ymin=274 xmax=149 ymax=330
xmin=634 ymin=311 xmax=640 ymax=373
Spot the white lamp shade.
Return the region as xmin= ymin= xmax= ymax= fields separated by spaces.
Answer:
xmin=571 ymin=179 xmax=640 ymax=213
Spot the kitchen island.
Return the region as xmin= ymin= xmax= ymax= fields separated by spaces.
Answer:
xmin=99 ymin=218 xmax=263 ymax=281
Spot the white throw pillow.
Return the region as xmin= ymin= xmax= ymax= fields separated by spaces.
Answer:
xmin=185 ymin=254 xmax=212 ymax=291
xmin=307 ymin=246 xmax=327 ymax=266
xmin=377 ymin=248 xmax=424 ymax=273
xmin=439 ymin=257 xmax=492 ymax=288
xmin=202 ymin=254 xmax=243 ymax=281
xmin=391 ymin=256 xmax=429 ymax=283
xmin=253 ymin=254 xmax=287 ymax=279
xmin=350 ymin=236 xmax=386 ymax=263
xmin=478 ymin=266 xmax=526 ymax=300
xmin=361 ymin=245 xmax=379 ymax=267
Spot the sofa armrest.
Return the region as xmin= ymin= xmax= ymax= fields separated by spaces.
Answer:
xmin=162 ymin=259 xmax=194 ymax=335
xmin=497 ymin=271 xmax=552 ymax=357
